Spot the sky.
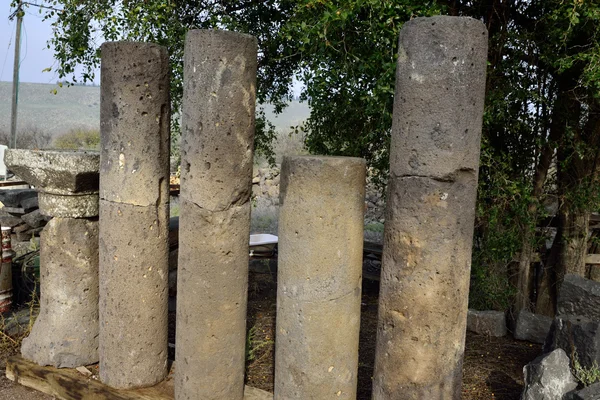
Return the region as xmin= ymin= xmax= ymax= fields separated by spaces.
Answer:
xmin=0 ymin=1 xmax=74 ymax=84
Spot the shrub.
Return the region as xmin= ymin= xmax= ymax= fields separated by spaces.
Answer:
xmin=53 ymin=128 xmax=100 ymax=150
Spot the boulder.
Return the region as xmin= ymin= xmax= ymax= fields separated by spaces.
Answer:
xmin=22 ymin=209 xmax=46 ymax=229
xmin=515 ymin=310 xmax=554 ymax=344
xmin=521 ymin=349 xmax=578 ymax=400
xmin=559 ymin=274 xmax=600 ymax=322
xmin=467 ymin=309 xmax=507 ymax=337
xmin=566 ymin=382 xmax=600 ymax=400
xmin=544 ymin=315 xmax=600 ymax=370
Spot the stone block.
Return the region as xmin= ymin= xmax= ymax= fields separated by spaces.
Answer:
xmin=21 ymin=209 xmax=46 ymax=229
xmin=99 ymin=200 xmax=169 ymax=389
xmin=521 ymin=349 xmax=578 ymax=400
xmin=180 ymin=30 xmax=257 ymax=212
xmin=559 ymin=274 xmax=600 ymax=321
xmin=4 ymin=150 xmax=99 ymax=195
xmin=21 ymin=218 xmax=99 ymax=368
xmin=0 ymin=215 xmax=23 ymax=228
xmin=99 ymin=42 xmax=170 ymax=207
xmin=38 ymin=192 xmax=99 ymax=218
xmin=0 ymin=189 xmax=37 ymax=208
xmin=20 ymin=195 xmax=39 ymax=211
xmin=515 ymin=310 xmax=553 ymax=344
xmin=467 ymin=309 xmax=507 ymax=337
xmin=545 ymin=315 xmax=600 ymax=370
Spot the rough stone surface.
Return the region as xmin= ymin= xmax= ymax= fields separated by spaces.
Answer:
xmin=21 ymin=209 xmax=45 ymax=229
xmin=4 ymin=150 xmax=99 ymax=195
xmin=274 ymin=156 xmax=366 ymax=400
xmin=567 ymin=382 xmax=600 ymax=400
xmin=180 ymin=29 xmax=258 ymax=212
xmin=20 ymin=195 xmax=39 ymax=211
xmin=521 ymin=349 xmax=578 ymax=400
xmin=99 ymin=201 xmax=169 ymax=388
xmin=544 ymin=315 xmax=600 ymax=370
xmin=21 ymin=218 xmax=99 ymax=368
xmin=99 ymin=42 xmax=170 ymax=207
xmin=174 ymin=29 xmax=257 ymax=400
xmin=515 ymin=310 xmax=554 ymax=344
xmin=372 ymin=16 xmax=488 ymax=399
xmin=467 ymin=309 xmax=507 ymax=337
xmin=38 ymin=192 xmax=99 ymax=218
xmin=558 ymin=274 xmax=600 ymax=322
xmin=0 ymin=189 xmax=37 ymax=208
xmin=99 ymin=41 xmax=170 ymax=390
xmin=176 ymin=200 xmax=251 ymax=400
xmin=388 ymin=17 xmax=488 ymax=181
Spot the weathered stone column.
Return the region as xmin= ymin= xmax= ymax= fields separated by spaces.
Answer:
xmin=99 ymin=42 xmax=170 ymax=389
xmin=175 ymin=30 xmax=257 ymax=400
xmin=4 ymin=149 xmax=100 ymax=368
xmin=274 ymin=156 xmax=366 ymax=400
xmin=372 ymin=16 xmax=488 ymax=399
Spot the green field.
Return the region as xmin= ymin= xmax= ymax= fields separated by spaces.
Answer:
xmin=0 ymin=81 xmax=309 ymax=142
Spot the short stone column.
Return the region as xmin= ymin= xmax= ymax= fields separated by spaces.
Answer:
xmin=4 ymin=149 xmax=100 ymax=368
xmin=274 ymin=156 xmax=366 ymax=400
xmin=372 ymin=16 xmax=488 ymax=399
xmin=175 ymin=30 xmax=257 ymax=400
xmin=99 ymin=42 xmax=170 ymax=389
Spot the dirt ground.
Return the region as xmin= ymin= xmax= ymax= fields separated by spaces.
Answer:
xmin=0 ymin=270 xmax=541 ymax=400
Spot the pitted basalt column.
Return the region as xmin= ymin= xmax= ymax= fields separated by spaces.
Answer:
xmin=98 ymin=42 xmax=170 ymax=389
xmin=175 ymin=30 xmax=257 ymax=400
xmin=372 ymin=16 xmax=488 ymax=399
xmin=274 ymin=156 xmax=366 ymax=400
xmin=4 ymin=149 xmax=100 ymax=368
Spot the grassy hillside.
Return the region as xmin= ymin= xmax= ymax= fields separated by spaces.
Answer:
xmin=0 ymin=81 xmax=309 ymax=141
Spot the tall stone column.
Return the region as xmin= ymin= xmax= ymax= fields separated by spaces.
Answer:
xmin=274 ymin=156 xmax=366 ymax=400
xmin=372 ymin=16 xmax=488 ymax=399
xmin=4 ymin=150 xmax=100 ymax=368
xmin=99 ymin=42 xmax=170 ymax=389
xmin=175 ymin=30 xmax=257 ymax=400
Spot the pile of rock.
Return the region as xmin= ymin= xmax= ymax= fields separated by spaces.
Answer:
xmin=252 ymin=166 xmax=280 ymax=206
xmin=0 ymin=189 xmax=50 ymax=242
xmin=521 ymin=274 xmax=600 ymax=399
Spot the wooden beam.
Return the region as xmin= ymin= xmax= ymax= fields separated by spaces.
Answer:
xmin=586 ymin=254 xmax=600 ymax=265
xmin=6 ymin=356 xmax=272 ymax=400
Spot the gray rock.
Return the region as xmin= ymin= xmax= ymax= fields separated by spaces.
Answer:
xmin=0 ymin=189 xmax=37 ymax=208
xmin=515 ymin=310 xmax=553 ymax=344
xmin=467 ymin=309 xmax=507 ymax=337
xmin=0 ymin=215 xmax=23 ymax=228
xmin=20 ymin=195 xmax=38 ymax=212
xmin=545 ymin=315 xmax=600 ymax=370
xmin=567 ymin=382 xmax=600 ymax=400
xmin=4 ymin=150 xmax=99 ymax=195
xmin=521 ymin=349 xmax=578 ymax=400
xmin=21 ymin=209 xmax=46 ymax=229
xmin=559 ymin=274 xmax=600 ymax=322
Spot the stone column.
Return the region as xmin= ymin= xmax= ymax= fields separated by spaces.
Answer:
xmin=175 ymin=30 xmax=257 ymax=400
xmin=4 ymin=149 xmax=100 ymax=368
xmin=99 ymin=42 xmax=170 ymax=389
xmin=372 ymin=16 xmax=488 ymax=399
xmin=274 ymin=156 xmax=366 ymax=400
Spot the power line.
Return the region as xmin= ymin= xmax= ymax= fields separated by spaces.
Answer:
xmin=21 ymin=2 xmax=63 ymax=13
xmin=0 ymin=19 xmax=15 ymax=81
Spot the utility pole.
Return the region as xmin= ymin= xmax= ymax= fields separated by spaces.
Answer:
xmin=10 ymin=1 xmax=23 ymax=149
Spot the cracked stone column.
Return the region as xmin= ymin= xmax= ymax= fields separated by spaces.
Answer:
xmin=372 ymin=16 xmax=488 ymax=399
xmin=99 ymin=42 xmax=170 ymax=389
xmin=175 ymin=30 xmax=257 ymax=400
xmin=4 ymin=150 xmax=100 ymax=368
xmin=274 ymin=156 xmax=366 ymax=400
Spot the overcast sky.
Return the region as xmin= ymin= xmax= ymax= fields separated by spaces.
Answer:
xmin=0 ymin=2 xmax=65 ymax=84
